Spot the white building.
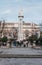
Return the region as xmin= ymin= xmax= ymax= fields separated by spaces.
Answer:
xmin=1 ymin=22 xmax=40 ymax=40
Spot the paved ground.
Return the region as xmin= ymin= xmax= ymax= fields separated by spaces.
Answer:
xmin=0 ymin=58 xmax=42 ymax=65
xmin=0 ymin=48 xmax=42 ymax=65
xmin=0 ymin=47 xmax=42 ymax=55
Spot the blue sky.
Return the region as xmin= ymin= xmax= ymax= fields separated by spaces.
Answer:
xmin=0 ymin=0 xmax=42 ymax=24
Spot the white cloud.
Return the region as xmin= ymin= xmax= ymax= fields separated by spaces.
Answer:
xmin=0 ymin=9 xmax=11 ymax=14
xmin=3 ymin=9 xmax=11 ymax=14
xmin=15 ymin=0 xmax=23 ymax=2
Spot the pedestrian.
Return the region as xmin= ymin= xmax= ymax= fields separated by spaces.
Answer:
xmin=26 ymin=41 xmax=28 ymax=47
xmin=9 ymin=39 xmax=12 ymax=48
xmin=23 ymin=40 xmax=26 ymax=47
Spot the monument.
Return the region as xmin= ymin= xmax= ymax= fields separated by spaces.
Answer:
xmin=18 ymin=10 xmax=24 ymax=41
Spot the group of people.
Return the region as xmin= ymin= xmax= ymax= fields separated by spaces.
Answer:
xmin=0 ymin=35 xmax=31 ymax=48
xmin=7 ymin=39 xmax=29 ymax=48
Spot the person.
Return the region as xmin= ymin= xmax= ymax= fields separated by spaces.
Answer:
xmin=0 ymin=42 xmax=2 ymax=47
xmin=26 ymin=40 xmax=29 ymax=47
xmin=16 ymin=41 xmax=19 ymax=47
xmin=9 ymin=39 xmax=12 ymax=48
xmin=13 ymin=40 xmax=17 ymax=47
xmin=23 ymin=40 xmax=26 ymax=47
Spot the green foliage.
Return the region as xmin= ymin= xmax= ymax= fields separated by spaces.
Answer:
xmin=2 ymin=36 xmax=8 ymax=42
xmin=10 ymin=38 xmax=14 ymax=41
xmin=35 ymin=36 xmax=42 ymax=46
xmin=29 ymin=35 xmax=37 ymax=43
xmin=38 ymin=36 xmax=42 ymax=41
xmin=38 ymin=36 xmax=42 ymax=45
xmin=0 ymin=38 xmax=2 ymax=42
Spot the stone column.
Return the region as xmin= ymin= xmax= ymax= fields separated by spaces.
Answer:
xmin=18 ymin=10 xmax=24 ymax=41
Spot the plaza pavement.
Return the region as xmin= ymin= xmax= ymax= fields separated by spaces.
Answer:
xmin=0 ymin=58 xmax=42 ymax=65
xmin=0 ymin=47 xmax=42 ymax=58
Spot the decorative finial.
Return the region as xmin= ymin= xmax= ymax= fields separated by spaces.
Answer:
xmin=18 ymin=9 xmax=24 ymax=18
xmin=19 ymin=9 xmax=23 ymax=16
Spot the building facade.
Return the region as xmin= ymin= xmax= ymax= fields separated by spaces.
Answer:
xmin=0 ymin=10 xmax=40 ymax=40
xmin=1 ymin=22 xmax=40 ymax=40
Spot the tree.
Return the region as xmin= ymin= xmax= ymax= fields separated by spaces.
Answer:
xmin=29 ymin=35 xmax=37 ymax=44
xmin=39 ymin=23 xmax=42 ymax=37
xmin=2 ymin=36 xmax=8 ymax=42
xmin=2 ymin=36 xmax=8 ymax=46
xmin=0 ymin=38 xmax=2 ymax=46
xmin=38 ymin=36 xmax=42 ymax=46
